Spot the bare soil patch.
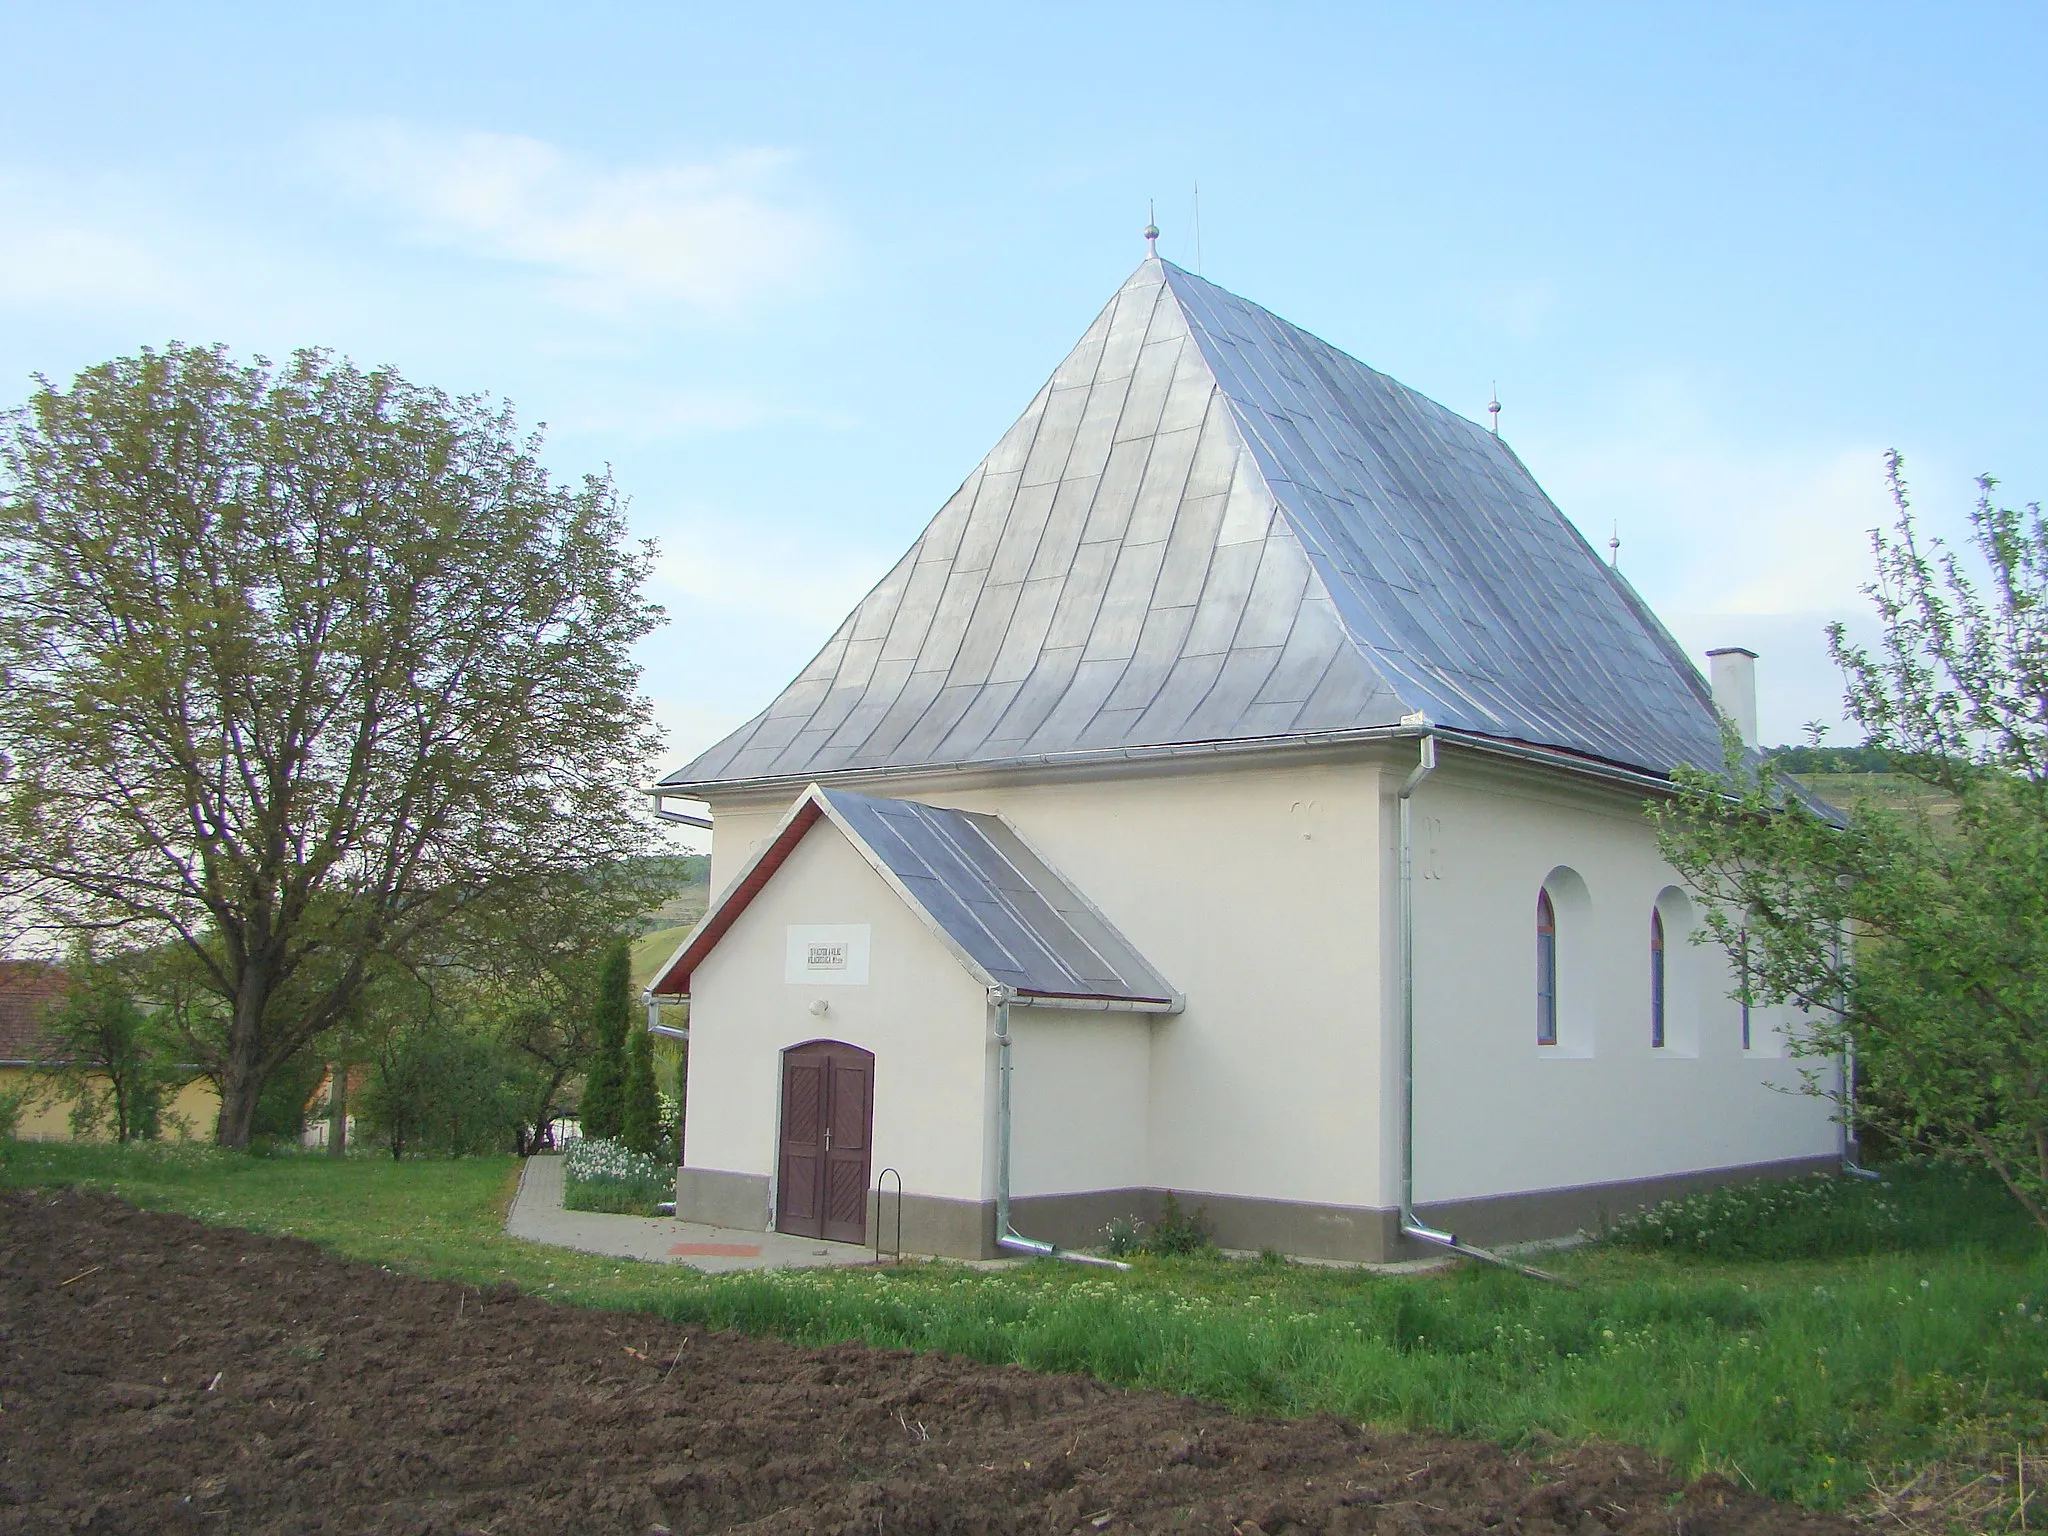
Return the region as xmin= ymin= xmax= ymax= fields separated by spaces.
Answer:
xmin=0 ymin=1189 xmax=1855 ymax=1534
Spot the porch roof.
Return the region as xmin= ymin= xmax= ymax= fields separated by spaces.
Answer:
xmin=650 ymin=786 xmax=1179 ymax=1012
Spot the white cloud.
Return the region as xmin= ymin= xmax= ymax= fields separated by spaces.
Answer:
xmin=0 ymin=171 xmax=179 ymax=308
xmin=552 ymin=387 xmax=858 ymax=439
xmin=1528 ymin=388 xmax=1986 ymax=743
xmin=1552 ymin=435 xmax=1896 ymax=617
xmin=312 ymin=122 xmax=825 ymax=316
xmin=1469 ymin=276 xmax=1560 ymax=343
xmin=650 ymin=516 xmax=893 ymax=627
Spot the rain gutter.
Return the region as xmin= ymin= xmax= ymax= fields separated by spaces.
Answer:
xmin=1007 ymin=992 xmax=1180 ymax=1014
xmin=651 ymin=795 xmax=713 ymax=829
xmin=643 ymin=988 xmax=689 ymax=1042
xmin=650 ymin=724 xmax=1695 ymax=807
xmin=1395 ymin=730 xmax=1570 ymax=1286
xmin=989 ymin=986 xmax=1130 ymax=1270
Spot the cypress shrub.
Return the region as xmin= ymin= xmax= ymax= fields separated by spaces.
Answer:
xmin=578 ymin=938 xmax=631 ymax=1141
xmin=621 ymin=1021 xmax=660 ymax=1158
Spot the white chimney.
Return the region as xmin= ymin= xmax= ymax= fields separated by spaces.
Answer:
xmin=1706 ymin=647 xmax=1759 ymax=750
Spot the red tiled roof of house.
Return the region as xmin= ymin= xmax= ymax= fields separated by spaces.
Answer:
xmin=0 ymin=962 xmax=69 ymax=1066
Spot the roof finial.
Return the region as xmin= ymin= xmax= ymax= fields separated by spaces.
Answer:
xmin=1487 ymin=382 xmax=1501 ymax=436
xmin=1609 ymin=523 xmax=1621 ymax=567
xmin=1144 ymin=199 xmax=1160 ymax=259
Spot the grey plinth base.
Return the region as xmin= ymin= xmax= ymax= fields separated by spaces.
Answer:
xmin=680 ymin=1154 xmax=1843 ymax=1263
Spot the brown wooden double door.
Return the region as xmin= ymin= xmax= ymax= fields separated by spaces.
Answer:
xmin=775 ymin=1041 xmax=873 ymax=1244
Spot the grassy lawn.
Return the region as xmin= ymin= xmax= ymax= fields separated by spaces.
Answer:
xmin=4 ymin=1141 xmax=2042 ymax=1522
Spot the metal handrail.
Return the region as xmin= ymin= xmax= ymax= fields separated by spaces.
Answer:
xmin=873 ymin=1167 xmax=903 ymax=1264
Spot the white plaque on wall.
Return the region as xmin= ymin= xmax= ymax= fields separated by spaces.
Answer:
xmin=784 ymin=924 xmax=871 ymax=985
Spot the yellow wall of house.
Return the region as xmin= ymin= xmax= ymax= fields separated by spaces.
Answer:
xmin=0 ymin=1065 xmax=218 ymax=1142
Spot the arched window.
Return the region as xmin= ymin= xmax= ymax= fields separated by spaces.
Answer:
xmin=1536 ymin=888 xmax=1558 ymax=1045
xmin=1650 ymin=908 xmax=1667 ymax=1048
xmin=1738 ymin=926 xmax=1753 ymax=1051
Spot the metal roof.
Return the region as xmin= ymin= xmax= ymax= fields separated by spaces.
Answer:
xmin=664 ymin=258 xmax=1731 ymax=792
xmin=650 ymin=785 xmax=1179 ymax=1010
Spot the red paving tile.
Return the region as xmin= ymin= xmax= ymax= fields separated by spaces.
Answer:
xmin=668 ymin=1242 xmax=763 ymax=1258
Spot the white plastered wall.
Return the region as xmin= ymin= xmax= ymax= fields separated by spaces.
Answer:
xmin=683 ymin=821 xmax=990 ymax=1211
xmin=1404 ymin=754 xmax=1837 ymax=1206
xmin=1006 ymin=1007 xmax=1150 ymax=1197
xmin=707 ymin=755 xmax=1392 ymax=1213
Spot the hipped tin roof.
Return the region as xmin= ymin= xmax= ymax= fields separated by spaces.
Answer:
xmin=650 ymin=785 xmax=1179 ymax=1009
xmin=664 ymin=257 xmax=1727 ymax=792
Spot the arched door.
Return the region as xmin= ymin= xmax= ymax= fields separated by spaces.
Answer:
xmin=776 ymin=1041 xmax=873 ymax=1243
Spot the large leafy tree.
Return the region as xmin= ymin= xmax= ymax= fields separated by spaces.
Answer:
xmin=1655 ymin=455 xmax=2048 ymax=1233
xmin=0 ymin=344 xmax=663 ymax=1147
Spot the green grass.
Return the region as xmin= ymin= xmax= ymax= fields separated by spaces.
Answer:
xmin=1603 ymin=1161 xmax=2034 ymax=1261
xmin=631 ymin=924 xmax=697 ymax=989
xmin=4 ymin=1140 xmax=2043 ymax=1517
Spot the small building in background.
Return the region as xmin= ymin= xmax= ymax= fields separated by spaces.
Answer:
xmin=648 ymin=256 xmax=1838 ymax=1261
xmin=0 ymin=960 xmax=219 ymax=1142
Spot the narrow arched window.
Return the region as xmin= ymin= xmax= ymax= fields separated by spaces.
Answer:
xmin=1738 ymin=926 xmax=1753 ymax=1051
xmin=1650 ymin=908 xmax=1667 ymax=1048
xmin=1536 ymin=889 xmax=1558 ymax=1045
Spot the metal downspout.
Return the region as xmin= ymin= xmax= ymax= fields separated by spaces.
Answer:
xmin=1397 ymin=735 xmax=1454 ymax=1249
xmin=1395 ymin=734 xmax=1569 ymax=1285
xmin=991 ymin=987 xmax=1129 ymax=1270
xmin=1835 ymin=927 xmax=1880 ymax=1180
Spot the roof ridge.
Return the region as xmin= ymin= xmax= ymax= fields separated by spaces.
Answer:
xmin=662 ymin=259 xmax=1730 ymax=792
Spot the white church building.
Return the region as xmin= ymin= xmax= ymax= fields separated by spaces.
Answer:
xmin=647 ymin=256 xmax=1840 ymax=1262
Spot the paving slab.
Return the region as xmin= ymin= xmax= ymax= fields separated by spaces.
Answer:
xmin=506 ymin=1153 xmax=880 ymax=1273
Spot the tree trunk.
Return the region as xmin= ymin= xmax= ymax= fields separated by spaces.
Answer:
xmin=215 ymin=1070 xmax=259 ymax=1149
xmin=215 ymin=958 xmax=275 ymax=1150
xmin=326 ymin=1062 xmax=348 ymax=1157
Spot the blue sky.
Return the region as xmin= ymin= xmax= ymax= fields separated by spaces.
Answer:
xmin=4 ymin=3 xmax=2044 ymax=813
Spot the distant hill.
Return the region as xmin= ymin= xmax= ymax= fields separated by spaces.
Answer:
xmin=1765 ymin=744 xmax=1894 ymax=775
xmin=1786 ymin=771 xmax=1960 ymax=827
xmin=632 ymin=854 xmax=710 ymax=992
xmin=1761 ymin=744 xmax=1959 ymax=828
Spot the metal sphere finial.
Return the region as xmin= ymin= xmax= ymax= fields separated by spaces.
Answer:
xmin=1145 ymin=200 xmax=1159 ymax=257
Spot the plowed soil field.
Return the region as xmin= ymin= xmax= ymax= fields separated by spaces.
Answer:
xmin=0 ymin=1189 xmax=1856 ymax=1534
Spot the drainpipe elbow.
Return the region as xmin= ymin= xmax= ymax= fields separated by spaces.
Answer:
xmin=1400 ymin=1215 xmax=1458 ymax=1248
xmin=1399 ymin=731 xmax=1438 ymax=799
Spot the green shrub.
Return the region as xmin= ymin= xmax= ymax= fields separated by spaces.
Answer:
xmin=0 ymin=1086 xmax=24 ymax=1141
xmin=620 ymin=1024 xmax=661 ymax=1158
xmin=358 ymin=1026 xmax=520 ymax=1159
xmin=1146 ymin=1192 xmax=1215 ymax=1257
xmin=1095 ymin=1196 xmax=1219 ymax=1258
xmin=578 ymin=940 xmax=631 ymax=1141
xmin=1099 ymin=1215 xmax=1143 ymax=1257
xmin=250 ymin=1054 xmax=327 ymax=1143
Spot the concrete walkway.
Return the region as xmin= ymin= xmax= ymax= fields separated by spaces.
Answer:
xmin=506 ymin=1154 xmax=880 ymax=1274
